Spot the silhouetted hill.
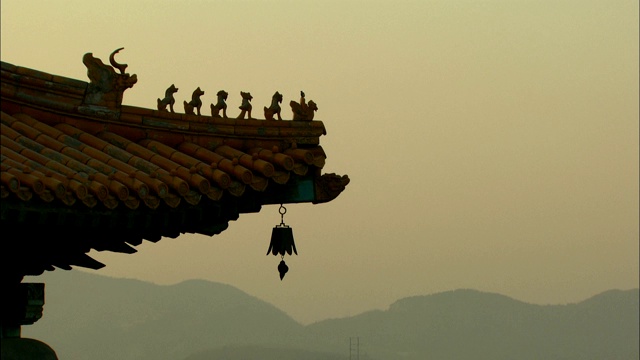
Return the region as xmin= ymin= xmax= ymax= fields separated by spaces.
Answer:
xmin=21 ymin=271 xmax=638 ymax=360
xmin=23 ymin=270 xmax=307 ymax=360
xmin=185 ymin=345 xmax=347 ymax=360
xmin=304 ymin=288 xmax=639 ymax=359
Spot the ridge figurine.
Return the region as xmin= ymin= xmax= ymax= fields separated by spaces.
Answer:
xmin=184 ymin=87 xmax=204 ymax=115
xmin=236 ymin=91 xmax=253 ymax=119
xmin=264 ymin=91 xmax=283 ymax=121
xmin=210 ymin=90 xmax=229 ymax=118
xmin=157 ymin=84 xmax=179 ymax=112
xmin=290 ymin=90 xmax=317 ymax=121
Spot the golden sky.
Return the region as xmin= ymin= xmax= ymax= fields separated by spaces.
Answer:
xmin=3 ymin=0 xmax=638 ymax=324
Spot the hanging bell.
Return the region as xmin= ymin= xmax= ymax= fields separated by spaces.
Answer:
xmin=267 ymin=205 xmax=298 ymax=280
xmin=266 ymin=225 xmax=297 ymax=256
xmin=266 ymin=204 xmax=298 ymax=257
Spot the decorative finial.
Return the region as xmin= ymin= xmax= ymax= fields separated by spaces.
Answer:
xmin=82 ymin=48 xmax=137 ymax=108
xmin=313 ymin=173 xmax=350 ymax=204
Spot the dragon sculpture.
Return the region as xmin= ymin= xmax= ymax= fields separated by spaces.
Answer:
xmin=82 ymin=47 xmax=137 ymax=108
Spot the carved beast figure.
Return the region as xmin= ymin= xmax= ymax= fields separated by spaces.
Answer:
xmin=264 ymin=91 xmax=283 ymax=120
xmin=82 ymin=48 xmax=137 ymax=108
xmin=210 ymin=90 xmax=229 ymax=118
xmin=157 ymin=84 xmax=179 ymax=112
xmin=313 ymin=173 xmax=350 ymax=204
xmin=184 ymin=87 xmax=205 ymax=115
xmin=236 ymin=91 xmax=253 ymax=119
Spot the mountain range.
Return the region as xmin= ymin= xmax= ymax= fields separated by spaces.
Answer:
xmin=21 ymin=270 xmax=639 ymax=360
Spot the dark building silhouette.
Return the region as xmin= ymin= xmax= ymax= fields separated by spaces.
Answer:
xmin=0 ymin=49 xmax=349 ymax=359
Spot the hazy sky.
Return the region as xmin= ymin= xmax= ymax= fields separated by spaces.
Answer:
xmin=2 ymin=0 xmax=638 ymax=325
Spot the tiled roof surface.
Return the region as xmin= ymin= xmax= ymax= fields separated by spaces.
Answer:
xmin=1 ymin=61 xmax=328 ymax=211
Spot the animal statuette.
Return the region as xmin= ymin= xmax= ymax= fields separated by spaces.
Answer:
xmin=264 ymin=91 xmax=283 ymax=121
xmin=184 ymin=87 xmax=205 ymax=115
xmin=82 ymin=47 xmax=137 ymax=108
xmin=290 ymin=91 xmax=318 ymax=121
xmin=236 ymin=91 xmax=253 ymax=119
xmin=314 ymin=173 xmax=350 ymax=204
xmin=157 ymin=84 xmax=179 ymax=112
xmin=210 ymin=90 xmax=229 ymax=118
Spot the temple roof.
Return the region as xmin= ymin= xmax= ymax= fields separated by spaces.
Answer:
xmin=0 ymin=51 xmax=348 ymax=279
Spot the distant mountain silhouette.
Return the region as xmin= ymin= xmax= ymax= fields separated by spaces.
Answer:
xmin=23 ymin=270 xmax=306 ymax=360
xmin=185 ymin=345 xmax=347 ymax=360
xmin=22 ymin=271 xmax=639 ymax=360
xmin=304 ymin=288 xmax=640 ymax=359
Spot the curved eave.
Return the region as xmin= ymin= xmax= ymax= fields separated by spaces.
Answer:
xmin=0 ymin=59 xmax=349 ymax=276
